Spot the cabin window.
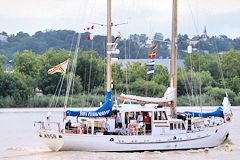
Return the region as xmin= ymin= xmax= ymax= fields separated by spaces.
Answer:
xmin=162 ymin=111 xmax=167 ymax=120
xmin=136 ymin=112 xmax=140 ymax=120
xmin=178 ymin=123 xmax=181 ymax=129
xmin=154 ymin=112 xmax=158 ymax=120
xmin=174 ymin=123 xmax=177 ymax=129
xmin=130 ymin=112 xmax=134 ymax=119
xmin=125 ymin=112 xmax=128 ymax=118
xmin=182 ymin=123 xmax=185 ymax=130
xmin=170 ymin=123 xmax=173 ymax=130
xmin=157 ymin=111 xmax=161 ymax=120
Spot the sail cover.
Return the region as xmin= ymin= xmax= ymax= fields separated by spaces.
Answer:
xmin=185 ymin=107 xmax=224 ymax=118
xmin=119 ymin=87 xmax=175 ymax=104
xmin=65 ymin=92 xmax=112 ymax=117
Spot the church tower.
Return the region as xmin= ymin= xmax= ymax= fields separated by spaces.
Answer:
xmin=202 ymin=26 xmax=207 ymax=41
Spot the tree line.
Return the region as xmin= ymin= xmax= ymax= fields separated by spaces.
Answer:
xmin=1 ymin=30 xmax=240 ymax=61
xmin=0 ymin=48 xmax=239 ymax=108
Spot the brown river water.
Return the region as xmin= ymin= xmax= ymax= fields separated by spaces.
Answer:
xmin=0 ymin=107 xmax=239 ymax=160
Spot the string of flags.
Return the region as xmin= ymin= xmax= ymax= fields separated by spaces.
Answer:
xmin=147 ymin=44 xmax=157 ymax=75
xmin=84 ymin=25 xmax=94 ymax=40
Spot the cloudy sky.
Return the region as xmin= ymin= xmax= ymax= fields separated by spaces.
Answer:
xmin=0 ymin=0 xmax=239 ymax=39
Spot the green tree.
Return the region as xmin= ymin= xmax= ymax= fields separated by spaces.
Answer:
xmin=76 ymin=50 xmax=105 ymax=92
xmin=13 ymin=50 xmax=40 ymax=78
xmin=222 ymin=49 xmax=240 ymax=79
xmin=0 ymin=55 xmax=7 ymax=74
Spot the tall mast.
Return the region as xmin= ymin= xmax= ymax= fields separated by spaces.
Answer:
xmin=107 ymin=0 xmax=112 ymax=92
xmin=170 ymin=0 xmax=178 ymax=118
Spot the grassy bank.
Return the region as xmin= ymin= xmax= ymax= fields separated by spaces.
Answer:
xmin=0 ymin=93 xmax=240 ymax=108
xmin=0 ymin=94 xmax=106 ymax=108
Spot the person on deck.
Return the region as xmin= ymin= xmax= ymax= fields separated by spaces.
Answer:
xmin=119 ymin=126 xmax=126 ymax=135
xmin=65 ymin=119 xmax=72 ymax=130
xmin=137 ymin=112 xmax=144 ymax=123
xmin=144 ymin=114 xmax=150 ymax=133
xmin=116 ymin=113 xmax=123 ymax=128
xmin=104 ymin=118 xmax=110 ymax=135
xmin=137 ymin=112 xmax=144 ymax=134
xmin=125 ymin=112 xmax=130 ymax=127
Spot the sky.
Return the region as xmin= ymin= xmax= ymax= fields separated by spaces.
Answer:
xmin=0 ymin=0 xmax=240 ymax=39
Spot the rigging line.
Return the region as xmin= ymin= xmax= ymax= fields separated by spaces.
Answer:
xmin=87 ymin=41 xmax=94 ymax=106
xmin=70 ymin=52 xmax=78 ymax=107
xmin=125 ymin=40 xmax=128 ymax=94
xmin=197 ymin=41 xmax=203 ymax=111
xmin=189 ymin=51 xmax=195 ymax=105
xmin=54 ymin=72 xmax=66 ymax=108
xmin=193 ymin=72 xmax=199 ymax=106
xmin=186 ymin=0 xmax=200 ymax=35
xmin=177 ymin=45 xmax=192 ymax=105
xmin=51 ymin=33 xmax=77 ymax=109
xmin=187 ymin=0 xmax=205 ymax=107
xmin=48 ymin=74 xmax=64 ymax=108
xmin=135 ymin=45 xmax=142 ymax=59
xmin=69 ymin=33 xmax=78 ymax=108
xmin=64 ymin=33 xmax=81 ymax=108
xmin=212 ymin=38 xmax=228 ymax=97
xmin=180 ymin=68 xmax=192 ymax=105
xmin=70 ymin=32 xmax=77 ymax=53
xmin=90 ymin=43 xmax=102 ymax=100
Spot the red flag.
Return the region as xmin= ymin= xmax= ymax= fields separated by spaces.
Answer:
xmin=148 ymin=51 xmax=156 ymax=58
xmin=91 ymin=25 xmax=94 ymax=29
xmin=87 ymin=27 xmax=90 ymax=30
xmin=87 ymin=34 xmax=91 ymax=40
xmin=87 ymin=34 xmax=94 ymax=40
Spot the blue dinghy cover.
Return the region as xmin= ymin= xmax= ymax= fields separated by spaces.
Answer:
xmin=185 ymin=107 xmax=224 ymax=118
xmin=65 ymin=91 xmax=112 ymax=117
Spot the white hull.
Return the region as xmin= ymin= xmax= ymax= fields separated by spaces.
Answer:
xmin=39 ymin=122 xmax=230 ymax=151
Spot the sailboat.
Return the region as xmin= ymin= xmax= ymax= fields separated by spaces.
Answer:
xmin=35 ymin=0 xmax=232 ymax=151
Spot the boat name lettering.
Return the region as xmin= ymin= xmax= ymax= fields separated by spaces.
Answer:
xmin=44 ymin=134 xmax=57 ymax=139
xmin=79 ymin=110 xmax=111 ymax=117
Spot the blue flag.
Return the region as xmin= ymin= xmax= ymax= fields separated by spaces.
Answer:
xmin=147 ymin=60 xmax=155 ymax=66
xmin=147 ymin=69 xmax=154 ymax=75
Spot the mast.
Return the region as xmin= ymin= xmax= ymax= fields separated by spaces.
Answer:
xmin=107 ymin=0 xmax=112 ymax=92
xmin=170 ymin=0 xmax=178 ymax=118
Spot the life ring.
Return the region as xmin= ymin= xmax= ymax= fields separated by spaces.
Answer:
xmin=131 ymin=124 xmax=137 ymax=134
xmin=77 ymin=126 xmax=84 ymax=134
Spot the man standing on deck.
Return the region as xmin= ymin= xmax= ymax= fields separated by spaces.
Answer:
xmin=104 ymin=118 xmax=110 ymax=135
xmin=116 ymin=113 xmax=123 ymax=128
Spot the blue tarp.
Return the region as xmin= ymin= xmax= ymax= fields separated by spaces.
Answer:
xmin=185 ymin=107 xmax=224 ymax=118
xmin=65 ymin=91 xmax=112 ymax=117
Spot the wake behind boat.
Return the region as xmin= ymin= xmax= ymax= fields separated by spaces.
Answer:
xmin=35 ymin=0 xmax=232 ymax=152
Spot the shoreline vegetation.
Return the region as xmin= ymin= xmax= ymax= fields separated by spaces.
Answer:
xmin=0 ymin=31 xmax=240 ymax=108
xmin=0 ymin=93 xmax=240 ymax=108
xmin=1 ymin=48 xmax=240 ymax=108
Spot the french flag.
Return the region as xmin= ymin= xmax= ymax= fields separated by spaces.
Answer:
xmin=147 ymin=69 xmax=154 ymax=75
xmin=147 ymin=60 xmax=155 ymax=66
